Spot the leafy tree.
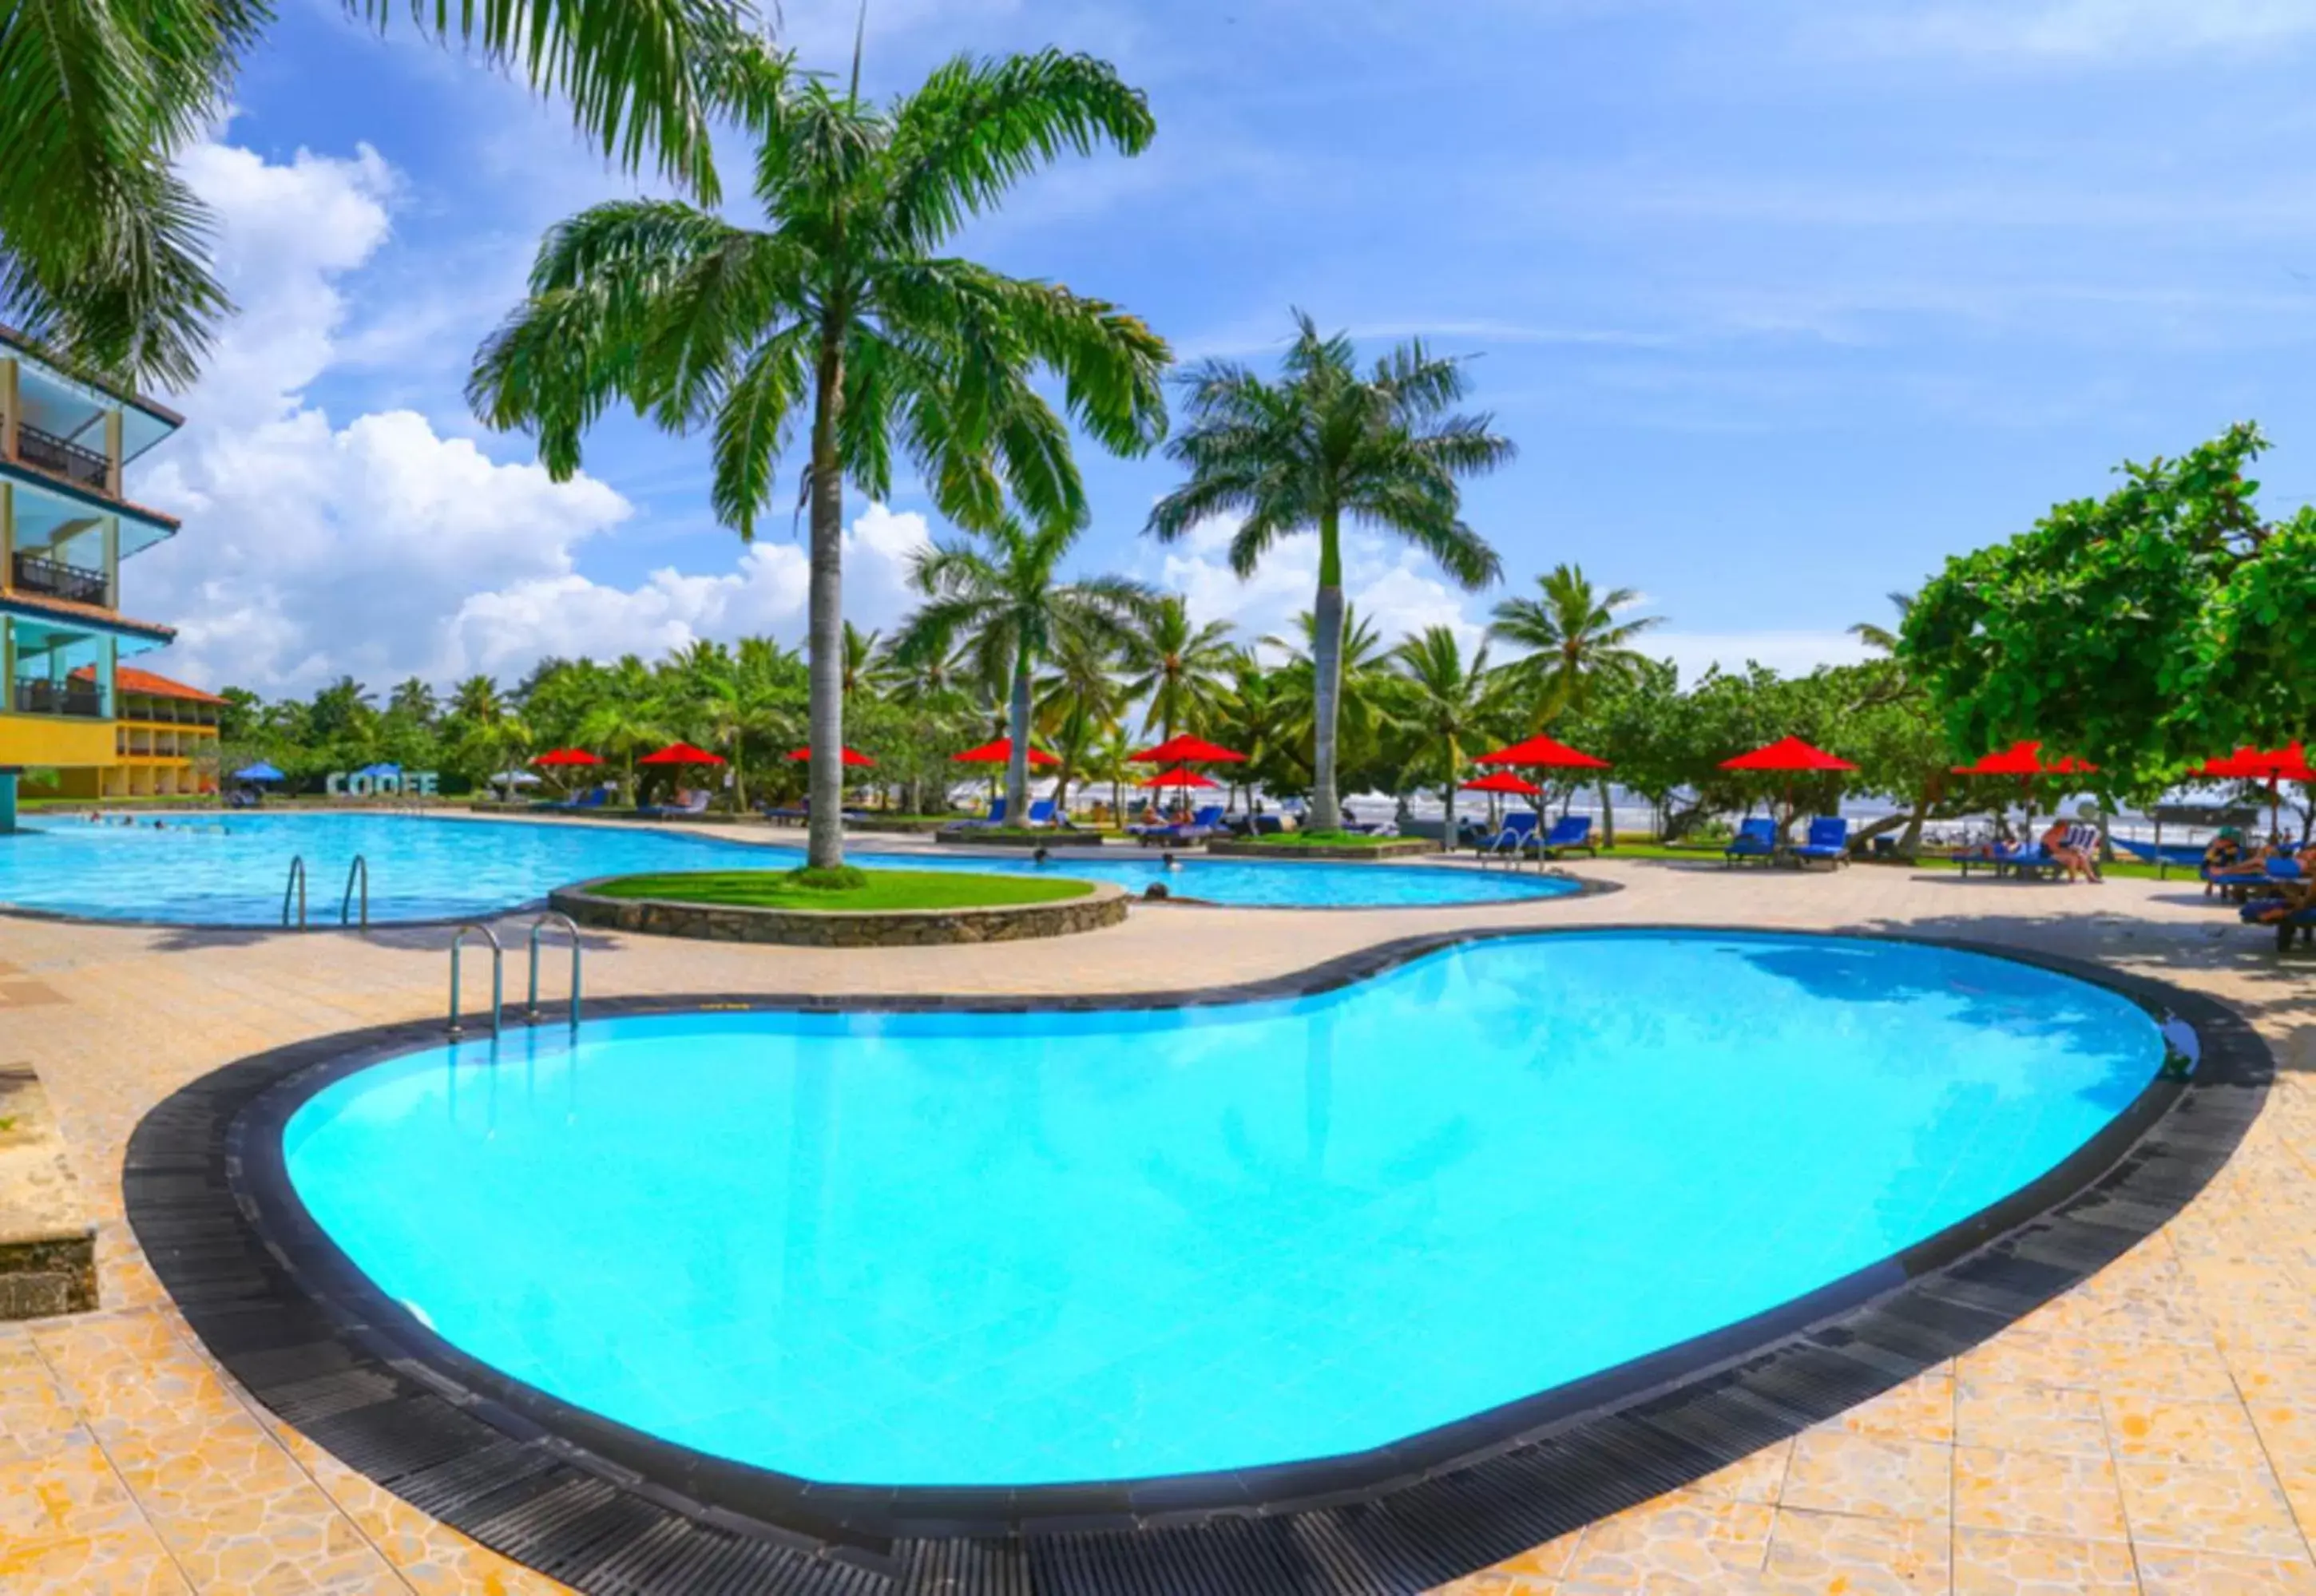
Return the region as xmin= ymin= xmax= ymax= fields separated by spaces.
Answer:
xmin=1386 ymin=626 xmax=1508 ymax=849
xmin=894 ymin=516 xmax=1156 ymax=825
xmin=1147 ymin=313 xmax=1513 ymax=831
xmin=1904 ymin=423 xmax=2316 ymax=783
xmin=216 ymin=687 xmax=260 ymax=743
xmin=470 ymin=44 xmax=1170 ymax=869
xmin=449 ymin=675 xmax=503 ymax=724
xmin=3 ymin=0 xmax=749 ymax=385
xmin=1849 ymin=592 xmax=1915 ymax=656
xmin=387 ymin=678 xmax=438 ymax=725
xmin=1118 ymin=595 xmax=1235 ymax=750
xmin=1263 ymin=604 xmax=1395 ymax=797
xmin=1035 ymin=628 xmax=1124 ymax=816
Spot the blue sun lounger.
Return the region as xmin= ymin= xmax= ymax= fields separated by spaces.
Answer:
xmin=1790 ymin=816 xmax=1850 ymax=868
xmin=2242 ymin=894 xmax=2316 ymax=950
xmin=1477 ymin=811 xmax=1538 ymax=860
xmin=1140 ymin=805 xmax=1224 ymax=846
xmin=1538 ymin=814 xmax=1595 ymax=859
xmin=637 ymin=790 xmax=710 ymax=820
xmin=1723 ymin=817 xmax=1779 ymax=865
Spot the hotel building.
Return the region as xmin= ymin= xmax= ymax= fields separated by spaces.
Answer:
xmin=0 ymin=327 xmax=189 ymax=810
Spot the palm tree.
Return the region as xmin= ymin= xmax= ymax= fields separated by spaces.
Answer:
xmin=1264 ymin=604 xmax=1392 ymax=786
xmin=3 ymin=0 xmax=748 ymax=385
xmin=1489 ymin=564 xmax=1661 ymax=849
xmin=1147 ymin=313 xmax=1513 ymax=832
xmin=842 ymin=622 xmax=892 ymax=701
xmin=1850 ymin=591 xmax=1916 ymax=655
xmin=387 ymin=678 xmax=437 ymax=725
xmin=1087 ymin=721 xmax=1138 ymax=827
xmin=1119 ymin=596 xmax=1236 ymax=752
xmin=470 ymin=46 xmax=1170 ymax=871
xmin=1489 ymin=564 xmax=1662 ymax=724
xmin=1035 ymin=628 xmax=1125 ymax=817
xmin=893 ymin=516 xmax=1156 ymax=826
xmin=578 ymin=699 xmax=672 ymax=805
xmin=1388 ymin=627 xmax=1506 ymax=852
xmin=1213 ymin=653 xmax=1287 ymax=810
xmin=449 ymin=675 xmax=504 ymax=725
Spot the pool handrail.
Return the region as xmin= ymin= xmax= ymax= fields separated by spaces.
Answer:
xmin=447 ymin=923 xmax=505 ymax=1040
xmin=280 ymin=856 xmax=307 ymax=929
xmin=340 ymin=855 xmax=368 ymax=929
xmin=525 ymin=911 xmax=582 ymax=1028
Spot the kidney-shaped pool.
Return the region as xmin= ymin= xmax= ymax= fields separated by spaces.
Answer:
xmin=280 ymin=931 xmax=2166 ymax=1490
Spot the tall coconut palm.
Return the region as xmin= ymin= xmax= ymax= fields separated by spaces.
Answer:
xmin=449 ymin=674 xmax=505 ymax=725
xmin=893 ymin=516 xmax=1156 ymax=826
xmin=470 ymin=46 xmax=1170 ymax=869
xmin=1489 ymin=564 xmax=1660 ymax=849
xmin=841 ymin=622 xmax=890 ymax=701
xmin=1146 ymin=313 xmax=1513 ymax=831
xmin=387 ymin=678 xmax=438 ymax=725
xmin=1489 ymin=564 xmax=1662 ymax=724
xmin=1035 ymin=628 xmax=1124 ymax=818
xmin=1388 ymin=627 xmax=1507 ymax=851
xmin=2 ymin=0 xmax=751 ymax=386
xmin=1119 ymin=596 xmax=1236 ymax=751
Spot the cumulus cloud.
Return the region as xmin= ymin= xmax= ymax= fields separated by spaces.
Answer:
xmin=1822 ymin=0 xmax=2316 ymax=61
xmin=1152 ymin=517 xmax=1489 ymax=659
xmin=121 ymin=137 xmax=931 ymax=695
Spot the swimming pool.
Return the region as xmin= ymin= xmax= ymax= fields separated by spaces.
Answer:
xmin=0 ymin=812 xmax=1576 ymax=921
xmin=280 ymin=931 xmax=2164 ymax=1490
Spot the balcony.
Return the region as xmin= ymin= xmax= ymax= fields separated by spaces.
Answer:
xmin=14 ymin=679 xmax=105 ymax=718
xmin=14 ymin=422 xmax=110 ymax=492
xmin=11 ymin=552 xmax=108 ymax=607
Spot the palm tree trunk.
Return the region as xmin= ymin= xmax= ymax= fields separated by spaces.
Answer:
xmin=1006 ymin=639 xmax=1033 ymax=826
xmin=1310 ymin=509 xmax=1346 ymax=833
xmin=1597 ymin=777 xmax=1614 ymax=852
xmin=804 ymin=330 xmax=847 ymax=871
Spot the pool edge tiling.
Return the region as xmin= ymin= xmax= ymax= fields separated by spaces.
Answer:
xmin=121 ymin=929 xmax=2273 ymax=1596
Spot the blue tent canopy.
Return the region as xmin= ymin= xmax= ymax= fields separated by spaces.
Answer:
xmin=232 ymin=762 xmax=284 ymax=782
xmin=352 ymin=762 xmax=402 ymax=779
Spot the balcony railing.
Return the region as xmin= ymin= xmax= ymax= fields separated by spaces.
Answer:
xmin=14 ymin=679 xmax=105 ymax=718
xmin=14 ymin=422 xmax=110 ymax=491
xmin=11 ymin=552 xmax=108 ymax=607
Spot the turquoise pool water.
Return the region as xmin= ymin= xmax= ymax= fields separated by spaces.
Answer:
xmin=0 ymin=812 xmax=1574 ymax=920
xmin=282 ymin=932 xmax=2164 ymax=1487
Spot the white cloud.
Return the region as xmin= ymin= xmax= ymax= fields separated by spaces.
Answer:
xmin=1652 ymin=630 xmax=1873 ymax=685
xmin=121 ymin=135 xmax=931 ymax=696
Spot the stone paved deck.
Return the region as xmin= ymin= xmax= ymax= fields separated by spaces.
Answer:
xmin=2 ymin=842 xmax=2312 ymax=1594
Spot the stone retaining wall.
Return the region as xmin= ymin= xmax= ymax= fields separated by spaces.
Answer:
xmin=1204 ymin=838 xmax=1440 ymax=861
xmin=550 ymin=877 xmax=1128 ymax=947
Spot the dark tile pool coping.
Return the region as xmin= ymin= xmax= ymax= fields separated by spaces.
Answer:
xmin=124 ymin=927 xmax=2269 ymax=1596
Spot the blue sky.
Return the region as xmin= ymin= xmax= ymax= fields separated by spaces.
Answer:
xmin=122 ymin=0 xmax=2316 ymax=695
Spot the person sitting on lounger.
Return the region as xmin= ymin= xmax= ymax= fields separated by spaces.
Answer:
xmin=2203 ymin=829 xmax=2246 ymax=896
xmin=2041 ymin=821 xmax=2096 ymax=884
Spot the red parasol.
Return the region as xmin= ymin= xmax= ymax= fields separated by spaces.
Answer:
xmin=1720 ymin=736 xmax=1857 ymax=774
xmin=1130 ymin=734 xmax=1246 ymax=765
xmin=1476 ymin=734 xmax=1611 ymax=770
xmin=952 ymin=738 xmax=1059 ymax=768
xmin=533 ymin=747 xmax=602 ymax=767
xmin=1140 ymin=765 xmax=1218 ymax=789
xmin=1951 ymin=740 xmax=2098 ymax=778
xmin=787 ymin=747 xmax=875 ymax=768
xmin=2199 ymin=743 xmax=2310 ymax=838
xmin=1461 ymin=770 xmax=1543 ymax=795
xmin=637 ymin=741 xmax=727 ymax=766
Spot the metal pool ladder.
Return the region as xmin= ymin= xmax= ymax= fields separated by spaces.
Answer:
xmin=446 ymin=923 xmax=504 ymax=1039
xmin=340 ymin=855 xmax=368 ymax=929
xmin=280 ymin=856 xmax=307 ymax=929
xmin=525 ymin=912 xmax=582 ymax=1028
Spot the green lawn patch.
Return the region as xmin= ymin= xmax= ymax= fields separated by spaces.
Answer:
xmin=592 ymin=867 xmax=1093 ymax=912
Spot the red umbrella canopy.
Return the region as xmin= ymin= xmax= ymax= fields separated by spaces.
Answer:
xmin=786 ymin=747 xmax=876 ymax=768
xmin=952 ymin=737 xmax=1060 ymax=768
xmin=1474 ymin=734 xmax=1611 ymax=770
xmin=1719 ymin=736 xmax=1858 ymax=774
xmin=1140 ymin=765 xmax=1218 ymax=789
xmin=1461 ymin=770 xmax=1542 ymax=795
xmin=2202 ymin=743 xmax=2313 ymax=781
xmin=533 ymin=747 xmax=602 ymax=767
xmin=1950 ymin=740 xmax=2096 ymax=778
xmin=637 ymin=741 xmax=727 ymax=766
xmin=1129 ymin=734 xmax=1247 ymax=765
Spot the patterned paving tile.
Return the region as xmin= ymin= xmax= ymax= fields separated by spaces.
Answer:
xmin=1953 ymin=1445 xmax=2130 ymax=1541
xmin=1762 ymin=1507 xmax=1948 ymax=1592
xmin=1950 ymin=1525 xmax=2138 ymax=1594
xmin=1953 ymin=1377 xmax=2110 ymax=1458
xmin=1555 ymin=1490 xmax=1775 ymax=1586
xmin=2116 ymin=1458 xmax=2308 ymax=1558
xmin=1779 ymin=1431 xmax=1953 ymax=1524
xmin=2133 ymin=1545 xmax=2316 ymax=1594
